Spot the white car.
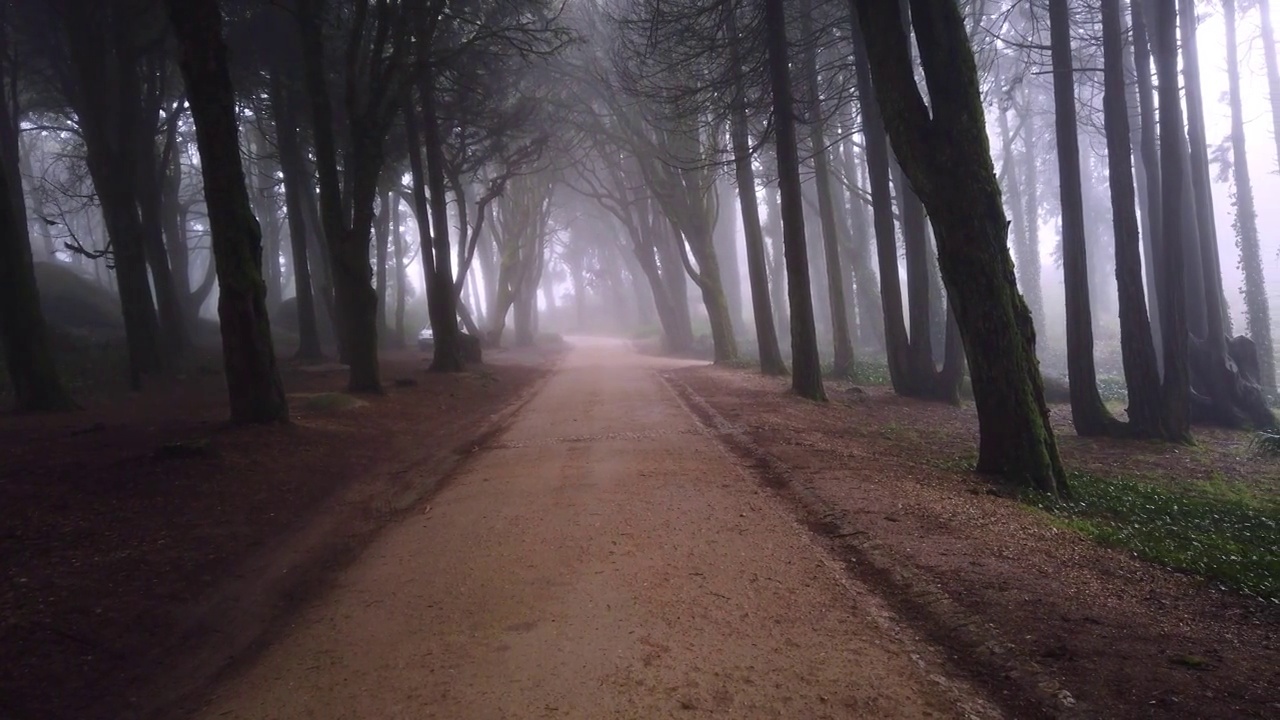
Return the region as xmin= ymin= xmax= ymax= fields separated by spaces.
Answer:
xmin=417 ymin=327 xmax=434 ymax=351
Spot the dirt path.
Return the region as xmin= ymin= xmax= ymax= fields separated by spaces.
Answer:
xmin=195 ymin=339 xmax=997 ymax=719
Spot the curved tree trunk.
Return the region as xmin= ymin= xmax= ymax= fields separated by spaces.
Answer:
xmin=852 ymin=0 xmax=1067 ymax=495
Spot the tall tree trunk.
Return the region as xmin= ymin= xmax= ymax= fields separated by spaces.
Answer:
xmin=1179 ymin=0 xmax=1229 ymax=341
xmin=762 ymin=184 xmax=790 ymax=342
xmin=1260 ymin=0 xmax=1280 ymax=176
xmin=392 ymin=192 xmax=406 ymax=349
xmin=727 ymin=12 xmax=786 ymax=375
xmin=1225 ymin=0 xmax=1275 ymax=390
xmin=375 ymin=188 xmax=390 ymax=343
xmin=417 ymin=62 xmax=464 ymax=372
xmin=271 ymin=73 xmax=324 ymax=361
xmin=165 ymin=0 xmax=288 ymax=423
xmin=134 ymin=67 xmax=188 ymax=365
xmin=852 ymin=21 xmax=911 ymax=392
xmin=713 ymin=178 xmax=743 ymax=339
xmin=840 ymin=141 xmax=885 ymax=354
xmin=852 ymin=0 xmax=1067 ymax=495
xmin=764 ymin=0 xmax=825 ymax=400
xmin=1149 ymin=0 xmax=1193 ymax=441
xmin=799 ymin=2 xmax=855 ymax=377
xmin=0 ymin=43 xmax=75 ymax=411
xmin=1019 ymin=92 xmax=1045 ymax=333
xmin=1049 ymin=0 xmax=1117 ymax=436
xmin=1132 ymin=2 xmax=1163 ymax=376
xmin=1102 ymin=0 xmax=1168 ymax=438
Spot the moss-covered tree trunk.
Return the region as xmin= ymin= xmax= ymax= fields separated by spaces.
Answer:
xmin=764 ymin=0 xmax=825 ymax=400
xmin=1224 ymin=0 xmax=1274 ymax=390
xmin=1048 ymin=0 xmax=1118 ymax=437
xmin=165 ymin=0 xmax=288 ymax=424
xmin=1101 ymin=0 xmax=1167 ymax=439
xmin=852 ymin=0 xmax=1066 ymax=495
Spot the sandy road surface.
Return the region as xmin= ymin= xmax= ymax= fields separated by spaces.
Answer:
xmin=197 ymin=339 xmax=997 ymax=720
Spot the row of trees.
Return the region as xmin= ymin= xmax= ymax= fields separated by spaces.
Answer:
xmin=1 ymin=0 xmax=569 ymax=420
xmin=567 ymin=0 xmax=1280 ymax=494
xmin=3 ymin=0 xmax=1279 ymax=499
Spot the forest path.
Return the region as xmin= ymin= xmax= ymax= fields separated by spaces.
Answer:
xmin=196 ymin=338 xmax=995 ymax=720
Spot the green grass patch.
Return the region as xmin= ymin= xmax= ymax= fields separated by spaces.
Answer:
xmin=1026 ymin=472 xmax=1280 ymax=602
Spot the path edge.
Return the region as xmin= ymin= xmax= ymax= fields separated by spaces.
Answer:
xmin=146 ymin=357 xmax=561 ymax=720
xmin=660 ymin=370 xmax=1089 ymax=720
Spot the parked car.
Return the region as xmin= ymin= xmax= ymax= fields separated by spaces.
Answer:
xmin=417 ymin=327 xmax=434 ymax=351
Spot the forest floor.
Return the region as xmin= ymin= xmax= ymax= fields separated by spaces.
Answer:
xmin=669 ymin=365 xmax=1280 ymax=720
xmin=0 ymin=345 xmax=556 ymax=720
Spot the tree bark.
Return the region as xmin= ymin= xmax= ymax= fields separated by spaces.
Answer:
xmin=799 ymin=2 xmax=855 ymax=377
xmin=1225 ymin=0 xmax=1274 ymax=389
xmin=417 ymin=60 xmax=464 ymax=372
xmin=1260 ymin=0 xmax=1280 ymax=177
xmin=1132 ymin=2 xmax=1164 ymax=376
xmin=165 ymin=0 xmax=288 ymax=424
xmin=852 ymin=0 xmax=1067 ymax=495
xmin=271 ymin=73 xmax=324 ymax=361
xmin=1149 ymin=0 xmax=1193 ymax=440
xmin=764 ymin=0 xmax=825 ymax=400
xmin=725 ymin=10 xmax=786 ymax=375
xmin=1101 ymin=0 xmax=1168 ymax=438
xmin=852 ymin=21 xmax=911 ymax=392
xmin=1049 ymin=0 xmax=1117 ymax=436
xmin=0 ymin=46 xmax=75 ymax=411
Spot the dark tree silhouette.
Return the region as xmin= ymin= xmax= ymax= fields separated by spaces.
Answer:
xmin=164 ymin=0 xmax=288 ymax=424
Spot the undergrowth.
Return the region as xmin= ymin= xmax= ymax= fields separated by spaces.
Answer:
xmin=1026 ymin=472 xmax=1280 ymax=602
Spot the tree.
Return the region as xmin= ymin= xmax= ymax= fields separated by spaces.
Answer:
xmin=797 ymin=0 xmax=855 ymax=378
xmin=851 ymin=0 xmax=1066 ymax=495
xmin=764 ymin=0 xmax=825 ymax=400
xmin=1048 ymin=0 xmax=1118 ymax=436
xmin=1148 ymin=0 xmax=1193 ymax=440
xmin=296 ymin=0 xmax=411 ymax=393
xmin=725 ymin=4 xmax=786 ymax=375
xmin=0 ymin=6 xmax=75 ymax=412
xmin=1224 ymin=0 xmax=1274 ymax=390
xmin=164 ymin=0 xmax=288 ymax=424
xmin=1100 ymin=0 xmax=1167 ymax=439
xmin=1260 ymin=0 xmax=1280 ymax=176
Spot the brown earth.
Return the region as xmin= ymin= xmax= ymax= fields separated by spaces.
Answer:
xmin=191 ymin=338 xmax=1001 ymax=720
xmin=669 ymin=365 xmax=1280 ymax=720
xmin=0 ymin=347 xmax=553 ymax=720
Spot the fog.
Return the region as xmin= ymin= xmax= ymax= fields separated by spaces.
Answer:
xmin=4 ymin=0 xmax=1280 ymax=436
